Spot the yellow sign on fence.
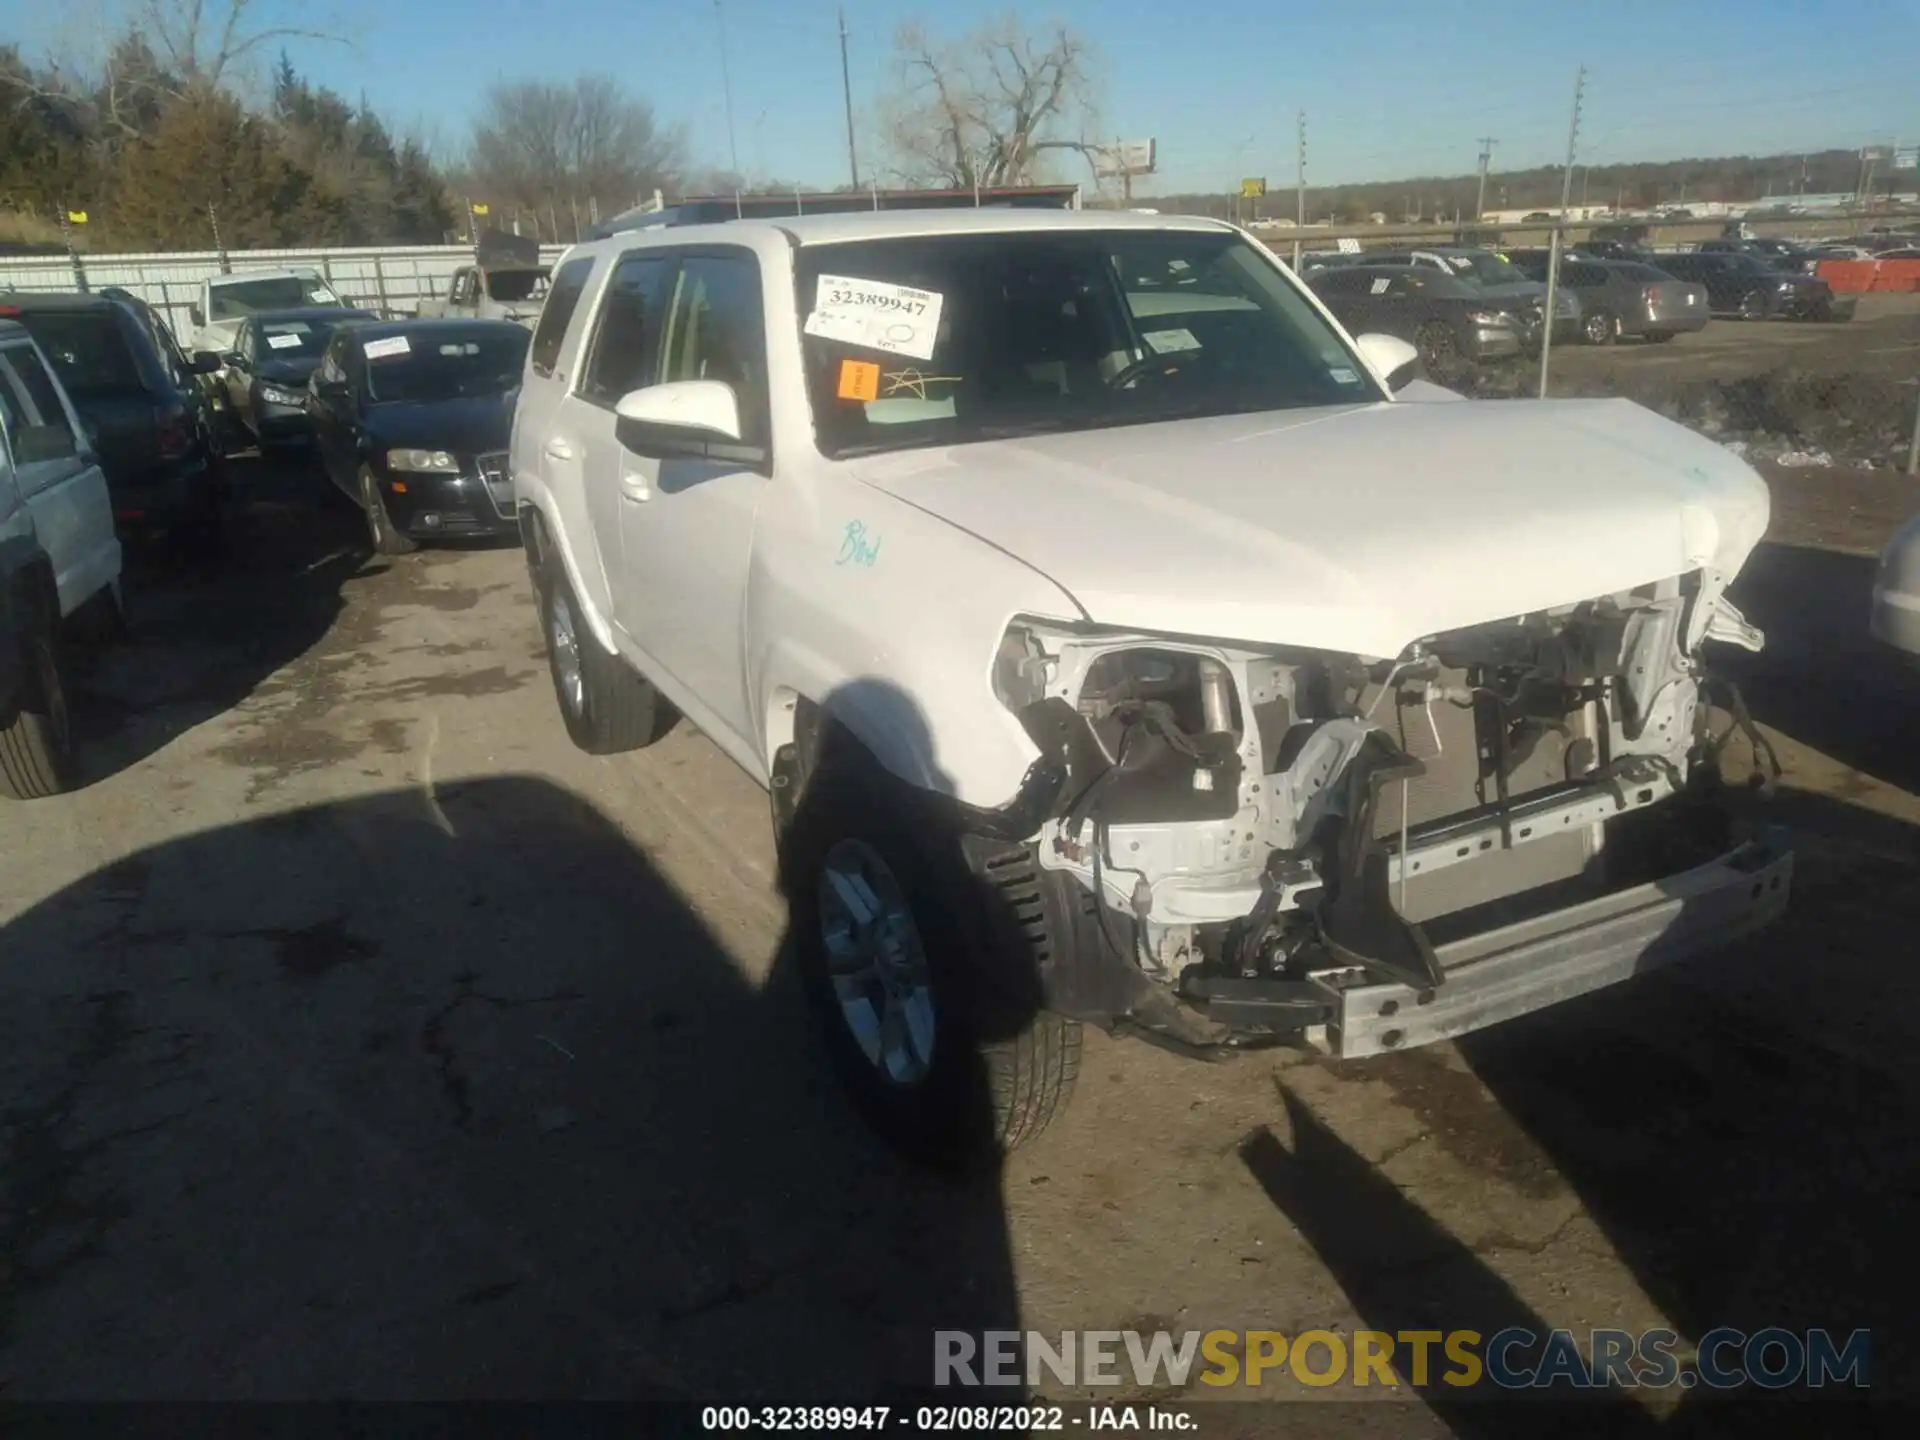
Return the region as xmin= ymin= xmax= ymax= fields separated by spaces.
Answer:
xmin=1239 ymin=178 xmax=1267 ymax=199
xmin=66 ymin=210 xmax=88 ymax=225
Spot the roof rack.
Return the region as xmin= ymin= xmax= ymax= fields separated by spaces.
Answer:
xmin=589 ymin=183 xmax=1081 ymax=240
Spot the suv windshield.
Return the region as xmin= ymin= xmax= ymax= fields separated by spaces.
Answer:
xmin=15 ymin=311 xmax=146 ymax=398
xmin=362 ymin=330 xmax=530 ymax=404
xmin=489 ymin=269 xmax=549 ymax=304
xmin=211 ymin=277 xmax=339 ymax=320
xmin=796 ymin=230 xmax=1379 ymax=459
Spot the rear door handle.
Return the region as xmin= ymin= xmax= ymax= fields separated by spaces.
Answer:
xmin=544 ymin=438 xmax=577 ymax=462
xmin=619 ymin=471 xmax=652 ymax=503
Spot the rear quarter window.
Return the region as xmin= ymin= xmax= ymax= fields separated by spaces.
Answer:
xmin=17 ymin=312 xmax=148 ymax=398
xmin=529 ymin=256 xmax=598 ymax=378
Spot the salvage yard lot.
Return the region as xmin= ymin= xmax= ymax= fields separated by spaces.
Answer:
xmin=2 ymin=438 xmax=1918 ymax=1417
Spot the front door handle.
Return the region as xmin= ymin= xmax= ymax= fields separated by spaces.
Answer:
xmin=544 ymin=438 xmax=577 ymax=462
xmin=620 ymin=471 xmax=652 ymax=503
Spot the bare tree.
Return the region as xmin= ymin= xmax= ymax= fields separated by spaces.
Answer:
xmin=877 ymin=16 xmax=1101 ymax=188
xmin=132 ymin=0 xmax=339 ymax=92
xmin=467 ymin=76 xmax=688 ymax=228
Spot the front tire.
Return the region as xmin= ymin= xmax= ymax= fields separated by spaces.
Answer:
xmin=782 ymin=753 xmax=1080 ymax=1164
xmin=1739 ymin=289 xmax=1769 ymax=322
xmin=1 ymin=605 xmax=77 ymax=800
xmin=536 ymin=556 xmax=668 ymax=754
xmin=360 ymin=466 xmax=416 ymax=555
xmin=1643 ymin=330 xmax=1675 ymax=344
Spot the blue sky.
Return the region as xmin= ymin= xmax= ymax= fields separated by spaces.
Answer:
xmin=7 ymin=0 xmax=1915 ymax=195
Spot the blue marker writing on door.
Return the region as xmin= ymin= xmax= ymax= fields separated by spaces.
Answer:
xmin=836 ymin=520 xmax=882 ymax=568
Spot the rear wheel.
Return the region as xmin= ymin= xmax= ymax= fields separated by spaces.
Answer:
xmin=1 ymin=603 xmax=77 ymax=800
xmin=360 ymin=466 xmax=416 ymax=556
xmin=1643 ymin=330 xmax=1675 ymax=344
xmin=1414 ymin=320 xmax=1459 ymax=373
xmin=536 ymin=555 xmax=669 ymax=754
xmin=1582 ymin=309 xmax=1618 ymax=345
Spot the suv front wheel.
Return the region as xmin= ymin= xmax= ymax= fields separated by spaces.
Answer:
xmin=780 ymin=747 xmax=1080 ymax=1164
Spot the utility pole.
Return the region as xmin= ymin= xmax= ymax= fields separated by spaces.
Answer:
xmin=1539 ymin=65 xmax=1585 ymax=400
xmin=1294 ymin=110 xmax=1307 ymax=271
xmin=716 ymin=0 xmax=740 ymax=177
xmin=1474 ymin=136 xmax=1497 ymax=221
xmin=838 ymin=9 xmax=860 ymax=189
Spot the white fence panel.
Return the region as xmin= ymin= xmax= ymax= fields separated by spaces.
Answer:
xmin=0 ymin=243 xmax=569 ymax=341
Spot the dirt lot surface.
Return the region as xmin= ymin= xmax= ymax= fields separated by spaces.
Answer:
xmin=2 ymin=433 xmax=1918 ymax=1427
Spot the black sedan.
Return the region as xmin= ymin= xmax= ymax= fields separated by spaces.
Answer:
xmin=1652 ymin=252 xmax=1848 ymax=321
xmin=307 ymin=319 xmax=530 ymax=554
xmin=220 ymin=307 xmax=375 ymax=448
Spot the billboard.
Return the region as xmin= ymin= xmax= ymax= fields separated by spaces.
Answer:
xmin=1240 ymin=178 xmax=1268 ymax=198
xmin=1896 ymin=147 xmax=1919 ymax=171
xmin=1094 ymin=139 xmax=1157 ymax=177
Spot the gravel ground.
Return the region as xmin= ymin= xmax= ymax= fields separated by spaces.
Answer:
xmin=0 ymin=437 xmax=1915 ymax=1426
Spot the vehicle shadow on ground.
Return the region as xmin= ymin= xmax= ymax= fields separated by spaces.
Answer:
xmin=1721 ymin=541 xmax=1920 ymax=796
xmin=0 ymin=766 xmax=1030 ymax=1398
xmin=1244 ymin=787 xmax=1915 ymax=1433
xmin=65 ymin=452 xmax=372 ymax=788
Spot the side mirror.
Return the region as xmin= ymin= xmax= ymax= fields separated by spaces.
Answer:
xmin=1353 ymin=333 xmax=1421 ymax=392
xmin=188 ymin=304 xmax=205 ymax=328
xmin=614 ymin=380 xmax=764 ymax=468
xmin=13 ymin=424 xmax=79 ymax=464
xmin=224 ymin=351 xmax=247 ymax=371
xmin=190 ymin=350 xmax=224 ymax=374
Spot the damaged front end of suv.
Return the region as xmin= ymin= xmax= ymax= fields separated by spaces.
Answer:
xmin=987 ymin=572 xmax=1792 ymax=1059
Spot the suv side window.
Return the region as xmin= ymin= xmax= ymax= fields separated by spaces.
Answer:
xmin=6 ymin=347 xmax=76 ymax=441
xmin=657 ymin=254 xmax=769 ymax=446
xmin=530 ymin=256 xmax=597 ymax=377
xmin=0 ymin=347 xmax=27 ymax=437
xmin=579 ymin=253 xmax=673 ymax=405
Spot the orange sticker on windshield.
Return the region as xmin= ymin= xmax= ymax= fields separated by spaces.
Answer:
xmin=837 ymin=359 xmax=881 ymax=402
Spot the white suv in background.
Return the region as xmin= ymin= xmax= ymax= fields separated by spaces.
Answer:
xmin=510 ymin=210 xmax=1788 ymax=1160
xmin=1 ymin=318 xmax=122 ymax=799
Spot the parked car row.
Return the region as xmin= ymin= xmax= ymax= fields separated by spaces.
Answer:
xmin=0 ymin=278 xmax=534 ymax=800
xmin=1294 ymin=227 xmax=1854 ymax=381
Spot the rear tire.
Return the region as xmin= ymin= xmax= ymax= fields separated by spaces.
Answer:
xmin=536 ymin=555 xmax=669 ymax=754
xmin=1413 ymin=320 xmax=1458 ymax=372
xmin=1 ymin=603 xmax=77 ymax=800
xmin=1582 ymin=309 xmax=1618 ymax=345
xmin=1643 ymin=330 xmax=1675 ymax=344
xmin=781 ymin=747 xmax=1080 ymax=1165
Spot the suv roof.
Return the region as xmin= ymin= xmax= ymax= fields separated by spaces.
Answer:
xmin=575 ymin=208 xmax=1235 ymax=255
xmin=0 ymin=291 xmax=119 ymax=315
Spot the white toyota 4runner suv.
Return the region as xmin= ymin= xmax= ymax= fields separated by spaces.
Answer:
xmin=511 ymin=211 xmax=1790 ymax=1158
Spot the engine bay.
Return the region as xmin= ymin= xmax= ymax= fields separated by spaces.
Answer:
xmin=994 ymin=574 xmax=1769 ymax=1013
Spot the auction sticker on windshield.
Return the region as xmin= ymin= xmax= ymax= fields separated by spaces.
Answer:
xmin=266 ymin=333 xmax=305 ymax=350
xmin=364 ymin=336 xmax=411 ymax=360
xmin=805 ymin=275 xmax=944 ymax=361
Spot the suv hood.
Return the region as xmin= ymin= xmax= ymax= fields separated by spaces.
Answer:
xmin=847 ymin=398 xmax=1770 ymax=660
